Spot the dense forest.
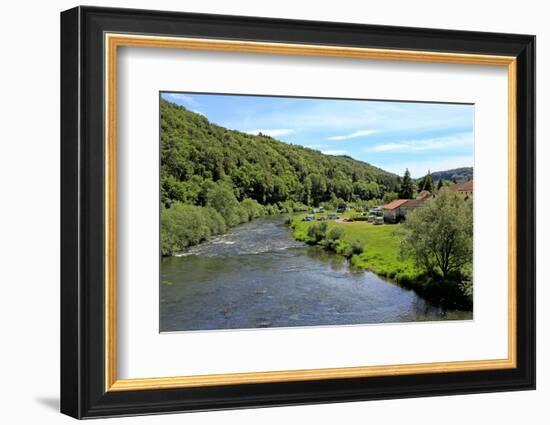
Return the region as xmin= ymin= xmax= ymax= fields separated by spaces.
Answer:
xmin=427 ymin=167 xmax=473 ymax=183
xmin=161 ymin=99 xmax=400 ymax=208
xmin=160 ymin=99 xmax=402 ymax=254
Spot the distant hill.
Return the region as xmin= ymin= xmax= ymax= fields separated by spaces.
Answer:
xmin=160 ymin=99 xmax=401 ymax=208
xmin=428 ymin=167 xmax=473 ymax=183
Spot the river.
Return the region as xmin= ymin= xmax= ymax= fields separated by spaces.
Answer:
xmin=160 ymin=216 xmax=472 ymax=332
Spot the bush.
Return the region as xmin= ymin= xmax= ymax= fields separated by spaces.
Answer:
xmin=161 ymin=202 xmax=226 ymax=255
xmin=342 ymin=239 xmax=363 ymax=258
xmin=321 ymin=227 xmax=344 ymax=251
xmin=206 ymin=182 xmax=243 ymax=227
xmin=240 ymin=198 xmax=267 ymax=220
xmin=306 ymin=221 xmax=328 ymax=243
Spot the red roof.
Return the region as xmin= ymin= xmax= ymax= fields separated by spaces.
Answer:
xmin=448 ymin=180 xmax=473 ymax=191
xmin=383 ymin=199 xmax=409 ymax=210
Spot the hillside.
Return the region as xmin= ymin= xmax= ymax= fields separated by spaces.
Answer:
xmin=428 ymin=167 xmax=473 ymax=183
xmin=160 ymin=99 xmax=400 ymax=208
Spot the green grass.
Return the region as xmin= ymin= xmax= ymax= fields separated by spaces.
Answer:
xmin=291 ymin=212 xmax=421 ymax=285
xmin=289 ymin=211 xmax=472 ymax=310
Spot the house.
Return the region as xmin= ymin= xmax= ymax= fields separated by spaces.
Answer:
xmin=416 ymin=190 xmax=434 ymax=201
xmin=382 ymin=194 xmax=432 ymax=223
xmin=447 ymin=180 xmax=473 ymax=199
xmin=382 ymin=199 xmax=410 ymax=223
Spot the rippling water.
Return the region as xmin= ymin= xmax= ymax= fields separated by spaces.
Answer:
xmin=160 ymin=216 xmax=472 ymax=332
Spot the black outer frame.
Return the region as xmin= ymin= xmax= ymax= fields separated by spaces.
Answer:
xmin=60 ymin=6 xmax=536 ymax=419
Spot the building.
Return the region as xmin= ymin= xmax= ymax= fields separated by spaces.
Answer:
xmin=382 ymin=191 xmax=434 ymax=223
xmin=416 ymin=190 xmax=434 ymax=201
xmin=382 ymin=199 xmax=410 ymax=223
xmin=447 ymin=180 xmax=473 ymax=199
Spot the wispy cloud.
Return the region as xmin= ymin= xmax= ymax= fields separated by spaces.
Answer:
xmin=163 ymin=93 xmax=196 ymax=105
xmin=328 ymin=129 xmax=379 ymax=141
xmin=191 ymin=110 xmax=205 ymax=116
xmin=322 ymin=149 xmax=348 ymax=156
xmin=246 ymin=129 xmax=295 ymax=137
xmin=365 ymin=132 xmax=472 ymax=153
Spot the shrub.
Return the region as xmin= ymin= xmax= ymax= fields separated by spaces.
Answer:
xmin=306 ymin=221 xmax=328 ymax=243
xmin=160 ymin=202 xmax=226 ymax=255
xmin=342 ymin=239 xmax=363 ymax=258
xmin=206 ymin=182 xmax=243 ymax=227
xmin=321 ymin=226 xmax=344 ymax=251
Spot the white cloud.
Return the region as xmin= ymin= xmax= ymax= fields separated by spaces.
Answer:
xmin=322 ymin=149 xmax=348 ymax=156
xmin=365 ymin=132 xmax=472 ymax=153
xmin=164 ymin=93 xmax=196 ymax=105
xmin=191 ymin=110 xmax=205 ymax=116
xmin=328 ymin=129 xmax=379 ymax=141
xmin=246 ymin=129 xmax=295 ymax=137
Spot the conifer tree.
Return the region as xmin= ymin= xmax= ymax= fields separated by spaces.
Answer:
xmin=398 ymin=169 xmax=414 ymax=199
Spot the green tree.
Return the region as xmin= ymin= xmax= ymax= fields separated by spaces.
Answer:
xmin=398 ymin=169 xmax=414 ymax=199
xmin=420 ymin=170 xmax=434 ymax=193
xmin=383 ymin=191 xmax=398 ymax=204
xmin=437 ymin=179 xmax=444 ymax=190
xmin=206 ymin=182 xmax=242 ymax=226
xmin=307 ymin=221 xmax=328 ymax=243
xmin=160 ymin=203 xmax=226 ymax=255
xmin=399 ymin=191 xmax=473 ymax=279
xmin=321 ymin=226 xmax=344 ymax=251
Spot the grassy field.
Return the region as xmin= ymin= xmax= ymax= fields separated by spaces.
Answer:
xmin=291 ymin=212 xmax=421 ymax=285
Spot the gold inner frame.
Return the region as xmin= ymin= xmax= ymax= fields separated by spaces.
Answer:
xmin=104 ymin=33 xmax=518 ymax=392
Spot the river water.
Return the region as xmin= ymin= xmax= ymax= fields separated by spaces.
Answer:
xmin=160 ymin=216 xmax=472 ymax=332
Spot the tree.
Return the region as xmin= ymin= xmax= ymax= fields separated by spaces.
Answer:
xmin=206 ymin=182 xmax=242 ymax=226
xmin=398 ymin=169 xmax=415 ymax=199
xmin=307 ymin=221 xmax=328 ymax=243
xmin=399 ymin=190 xmax=473 ymax=279
xmin=437 ymin=179 xmax=444 ymax=190
xmin=420 ymin=170 xmax=434 ymax=193
xmin=382 ymin=191 xmax=398 ymax=204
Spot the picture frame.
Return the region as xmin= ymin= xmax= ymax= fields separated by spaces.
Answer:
xmin=60 ymin=5 xmax=535 ymax=419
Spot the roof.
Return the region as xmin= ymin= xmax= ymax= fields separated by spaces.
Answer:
xmin=416 ymin=190 xmax=432 ymax=200
xmin=404 ymin=199 xmax=424 ymax=209
xmin=448 ymin=180 xmax=473 ymax=191
xmin=383 ymin=199 xmax=409 ymax=210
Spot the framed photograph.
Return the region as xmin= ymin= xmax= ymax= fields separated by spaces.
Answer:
xmin=60 ymin=6 xmax=535 ymax=419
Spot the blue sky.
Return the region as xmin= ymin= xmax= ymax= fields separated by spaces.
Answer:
xmin=161 ymin=92 xmax=474 ymax=178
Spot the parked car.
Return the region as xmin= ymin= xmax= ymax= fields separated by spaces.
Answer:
xmin=327 ymin=213 xmax=338 ymax=220
xmin=369 ymin=207 xmax=383 ymax=216
xmin=303 ymin=214 xmax=315 ymax=221
xmin=367 ymin=215 xmax=375 ymax=223
xmin=374 ymin=216 xmax=384 ymax=225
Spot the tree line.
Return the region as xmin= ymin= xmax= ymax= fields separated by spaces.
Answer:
xmin=160 ymin=99 xmax=401 ymax=254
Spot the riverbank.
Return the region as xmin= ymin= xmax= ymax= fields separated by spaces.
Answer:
xmin=161 ymin=199 xmax=311 ymax=256
xmin=290 ymin=213 xmax=472 ymax=311
xmin=161 ymin=216 xmax=471 ymax=331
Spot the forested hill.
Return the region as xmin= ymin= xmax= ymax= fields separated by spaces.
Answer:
xmin=429 ymin=167 xmax=473 ymax=183
xmin=160 ymin=99 xmax=400 ymax=209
